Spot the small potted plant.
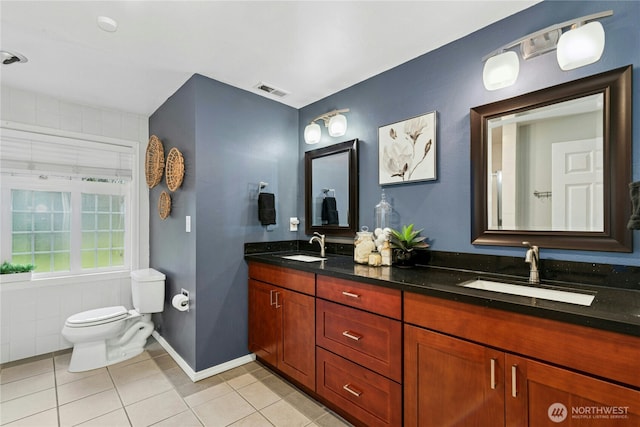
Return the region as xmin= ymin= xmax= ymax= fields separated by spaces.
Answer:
xmin=389 ymin=224 xmax=429 ymax=267
xmin=0 ymin=261 xmax=36 ymax=283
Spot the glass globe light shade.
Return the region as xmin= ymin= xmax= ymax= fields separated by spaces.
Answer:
xmin=304 ymin=122 xmax=321 ymax=144
xmin=557 ymin=21 xmax=605 ymax=71
xmin=483 ymin=51 xmax=520 ymax=91
xmin=328 ymin=114 xmax=347 ymax=137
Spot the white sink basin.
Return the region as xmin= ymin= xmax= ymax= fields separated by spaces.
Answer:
xmin=461 ymin=279 xmax=595 ymax=306
xmin=280 ymin=254 xmax=327 ymax=262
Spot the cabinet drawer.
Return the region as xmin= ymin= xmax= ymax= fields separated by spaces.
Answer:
xmin=404 ymin=292 xmax=640 ymax=389
xmin=248 ymin=262 xmax=315 ymax=295
xmin=316 ymin=275 xmax=401 ymax=319
xmin=316 ymin=299 xmax=402 ymax=382
xmin=317 ymin=347 xmax=401 ymax=427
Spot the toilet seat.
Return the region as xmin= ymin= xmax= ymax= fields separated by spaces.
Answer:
xmin=65 ymin=306 xmax=129 ymax=328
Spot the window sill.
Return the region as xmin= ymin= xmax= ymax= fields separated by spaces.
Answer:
xmin=0 ymin=270 xmax=131 ymax=290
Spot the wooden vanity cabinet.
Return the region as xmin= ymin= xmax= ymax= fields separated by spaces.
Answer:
xmin=316 ymin=276 xmax=403 ymax=427
xmin=248 ymin=263 xmax=316 ymax=390
xmin=404 ymin=292 xmax=640 ymax=427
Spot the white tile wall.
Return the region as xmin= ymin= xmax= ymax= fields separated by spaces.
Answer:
xmin=1 ymin=85 xmax=151 ymax=364
xmin=0 ymin=85 xmax=146 ymax=142
xmin=0 ymin=276 xmax=134 ymax=363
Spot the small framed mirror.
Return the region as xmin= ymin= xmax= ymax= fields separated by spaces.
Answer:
xmin=305 ymin=139 xmax=359 ymax=236
xmin=471 ymin=65 xmax=632 ymax=252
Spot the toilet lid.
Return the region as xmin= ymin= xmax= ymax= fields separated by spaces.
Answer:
xmin=65 ymin=306 xmax=129 ymax=327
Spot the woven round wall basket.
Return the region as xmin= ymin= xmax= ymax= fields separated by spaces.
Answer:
xmin=145 ymin=135 xmax=165 ymax=188
xmin=165 ymin=147 xmax=185 ymax=192
xmin=158 ymin=191 xmax=171 ymax=220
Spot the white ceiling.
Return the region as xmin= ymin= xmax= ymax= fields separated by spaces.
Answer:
xmin=1 ymin=1 xmax=540 ymax=116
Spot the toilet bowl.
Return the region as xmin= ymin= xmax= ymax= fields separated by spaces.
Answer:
xmin=61 ymin=268 xmax=165 ymax=372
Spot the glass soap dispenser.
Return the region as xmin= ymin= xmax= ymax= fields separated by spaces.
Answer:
xmin=375 ymin=190 xmax=391 ymax=230
xmin=374 ymin=190 xmax=393 ymax=266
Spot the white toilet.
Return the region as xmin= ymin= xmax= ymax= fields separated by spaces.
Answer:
xmin=62 ymin=268 xmax=166 ymax=372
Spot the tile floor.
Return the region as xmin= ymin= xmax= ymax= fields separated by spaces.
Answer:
xmin=0 ymin=339 xmax=352 ymax=426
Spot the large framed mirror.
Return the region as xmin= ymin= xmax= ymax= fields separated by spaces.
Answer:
xmin=471 ymin=65 xmax=632 ymax=252
xmin=305 ymin=139 xmax=359 ymax=237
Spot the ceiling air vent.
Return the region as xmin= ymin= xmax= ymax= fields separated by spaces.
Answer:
xmin=254 ymin=82 xmax=289 ymax=98
xmin=1 ymin=50 xmax=28 ymax=65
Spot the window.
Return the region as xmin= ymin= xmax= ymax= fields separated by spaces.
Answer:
xmin=1 ymin=128 xmax=136 ymax=277
xmin=11 ymin=189 xmax=71 ymax=272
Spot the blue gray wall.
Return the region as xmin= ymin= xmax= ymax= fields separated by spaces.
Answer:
xmin=151 ymin=0 xmax=640 ymax=373
xmin=299 ymin=0 xmax=640 ymax=266
xmin=150 ymin=75 xmax=298 ymax=371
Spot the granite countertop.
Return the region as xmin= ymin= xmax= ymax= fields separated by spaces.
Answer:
xmin=245 ymin=251 xmax=640 ymax=338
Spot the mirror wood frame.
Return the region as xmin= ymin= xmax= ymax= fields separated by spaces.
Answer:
xmin=305 ymin=139 xmax=359 ymax=237
xmin=471 ymin=65 xmax=632 ymax=252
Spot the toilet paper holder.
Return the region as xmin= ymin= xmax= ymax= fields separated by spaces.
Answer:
xmin=172 ymin=289 xmax=190 ymax=312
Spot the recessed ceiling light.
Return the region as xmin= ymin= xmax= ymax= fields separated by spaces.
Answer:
xmin=97 ymin=16 xmax=118 ymax=33
xmin=0 ymin=50 xmax=28 ymax=65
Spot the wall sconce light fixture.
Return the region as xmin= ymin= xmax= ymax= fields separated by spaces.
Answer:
xmin=482 ymin=10 xmax=612 ymax=90
xmin=304 ymin=108 xmax=350 ymax=144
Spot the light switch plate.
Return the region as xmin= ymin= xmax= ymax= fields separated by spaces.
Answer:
xmin=186 ymin=216 xmax=191 ymax=232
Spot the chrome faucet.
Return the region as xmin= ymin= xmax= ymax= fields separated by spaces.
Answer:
xmin=523 ymin=241 xmax=539 ymax=284
xmin=309 ymin=232 xmax=326 ymax=257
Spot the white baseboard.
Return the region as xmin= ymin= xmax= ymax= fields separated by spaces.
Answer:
xmin=151 ymin=331 xmax=256 ymax=382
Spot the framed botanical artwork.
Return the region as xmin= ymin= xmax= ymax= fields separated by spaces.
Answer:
xmin=379 ymin=111 xmax=437 ymax=185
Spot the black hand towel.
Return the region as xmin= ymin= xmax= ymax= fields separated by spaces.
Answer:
xmin=321 ymin=197 xmax=339 ymax=225
xmin=627 ymin=182 xmax=640 ymax=229
xmin=258 ymin=192 xmax=276 ymax=225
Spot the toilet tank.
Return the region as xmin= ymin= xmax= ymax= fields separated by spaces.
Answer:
xmin=130 ymin=268 xmax=166 ymax=313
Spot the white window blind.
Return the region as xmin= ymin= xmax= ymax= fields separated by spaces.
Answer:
xmin=0 ymin=130 xmax=133 ymax=180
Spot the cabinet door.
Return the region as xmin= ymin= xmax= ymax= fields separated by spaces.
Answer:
xmin=248 ymin=279 xmax=278 ymax=367
xmin=404 ymin=325 xmax=505 ymax=427
xmin=507 ymin=354 xmax=640 ymax=427
xmin=279 ymin=288 xmax=315 ymax=390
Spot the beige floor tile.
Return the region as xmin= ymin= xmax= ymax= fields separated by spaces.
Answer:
xmin=109 ymin=359 xmax=161 ymax=387
xmin=57 ymin=369 xmax=114 ymax=405
xmin=2 ymin=408 xmax=58 ymax=427
xmin=260 ymin=400 xmax=311 ymax=427
xmin=313 ymin=412 xmax=352 ymax=427
xmin=227 ymin=372 xmax=259 ymax=390
xmin=229 ymin=411 xmax=274 ymax=427
xmin=116 ymin=371 xmax=173 ymax=406
xmin=0 ymin=359 xmax=53 ymax=384
xmin=260 ymin=374 xmax=296 ymax=398
xmin=54 ymin=353 xmax=107 ymax=386
xmin=75 ymin=408 xmax=131 ymax=426
xmin=0 ymin=371 xmax=54 ymax=403
xmin=58 ymin=388 xmax=122 ymax=427
xmin=184 ymin=382 xmax=233 ymax=408
xmin=153 ymin=354 xmax=179 ymax=372
xmin=53 ymin=352 xmax=72 ymax=370
xmin=125 ymin=389 xmax=188 ymax=427
xmin=192 ymin=391 xmax=255 ymax=427
xmin=0 ymin=388 xmax=57 ymax=425
xmin=283 ymin=390 xmax=327 ymax=422
xmin=108 ymin=351 xmax=151 ymax=369
xmin=151 ymin=410 xmax=203 ymax=426
xmin=55 ymin=366 xmax=107 ymax=386
xmin=237 ymin=381 xmax=280 ymax=410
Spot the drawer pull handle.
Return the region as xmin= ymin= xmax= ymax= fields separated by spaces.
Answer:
xmin=274 ymin=291 xmax=281 ymax=309
xmin=490 ymin=358 xmax=497 ymax=390
xmin=342 ymin=384 xmax=362 ymax=397
xmin=269 ymin=290 xmax=276 ymax=307
xmin=342 ymin=330 xmax=362 ymax=341
xmin=341 ymin=291 xmax=360 ymax=298
xmin=511 ymin=365 xmax=518 ymax=398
